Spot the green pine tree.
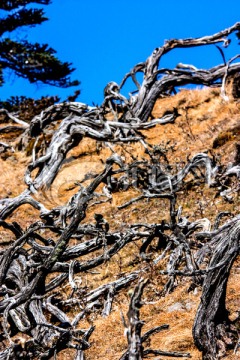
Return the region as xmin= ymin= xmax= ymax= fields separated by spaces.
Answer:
xmin=0 ymin=0 xmax=80 ymax=88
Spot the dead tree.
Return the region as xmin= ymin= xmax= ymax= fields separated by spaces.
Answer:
xmin=0 ymin=23 xmax=240 ymax=359
xmin=193 ymin=216 xmax=240 ymax=359
xmin=120 ymin=279 xmax=191 ymax=359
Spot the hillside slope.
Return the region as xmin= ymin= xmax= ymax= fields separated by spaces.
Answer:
xmin=0 ymin=85 xmax=239 ymax=359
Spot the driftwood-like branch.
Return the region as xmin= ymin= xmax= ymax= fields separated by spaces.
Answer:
xmin=123 ymin=278 xmax=147 ymax=359
xmin=121 ymin=279 xmax=191 ymax=359
xmin=193 ymin=215 xmax=240 ymax=359
xmin=0 ymin=108 xmax=29 ymax=128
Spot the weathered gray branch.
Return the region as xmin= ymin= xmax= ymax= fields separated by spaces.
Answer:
xmin=193 ymin=215 xmax=240 ymax=359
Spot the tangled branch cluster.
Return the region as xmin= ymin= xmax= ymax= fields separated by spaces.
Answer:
xmin=0 ymin=23 xmax=240 ymax=359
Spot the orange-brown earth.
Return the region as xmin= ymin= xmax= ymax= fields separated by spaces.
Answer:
xmin=0 ymin=84 xmax=239 ymax=359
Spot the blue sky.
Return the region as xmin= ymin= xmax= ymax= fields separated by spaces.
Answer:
xmin=0 ymin=0 xmax=239 ymax=106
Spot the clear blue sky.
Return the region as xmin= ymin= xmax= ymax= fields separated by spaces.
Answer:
xmin=0 ymin=0 xmax=239 ymax=106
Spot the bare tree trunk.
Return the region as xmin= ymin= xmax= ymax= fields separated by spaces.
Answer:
xmin=193 ymin=216 xmax=240 ymax=359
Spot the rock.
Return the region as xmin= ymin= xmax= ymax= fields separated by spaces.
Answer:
xmin=166 ymin=301 xmax=193 ymax=312
xmin=167 ymin=302 xmax=185 ymax=312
